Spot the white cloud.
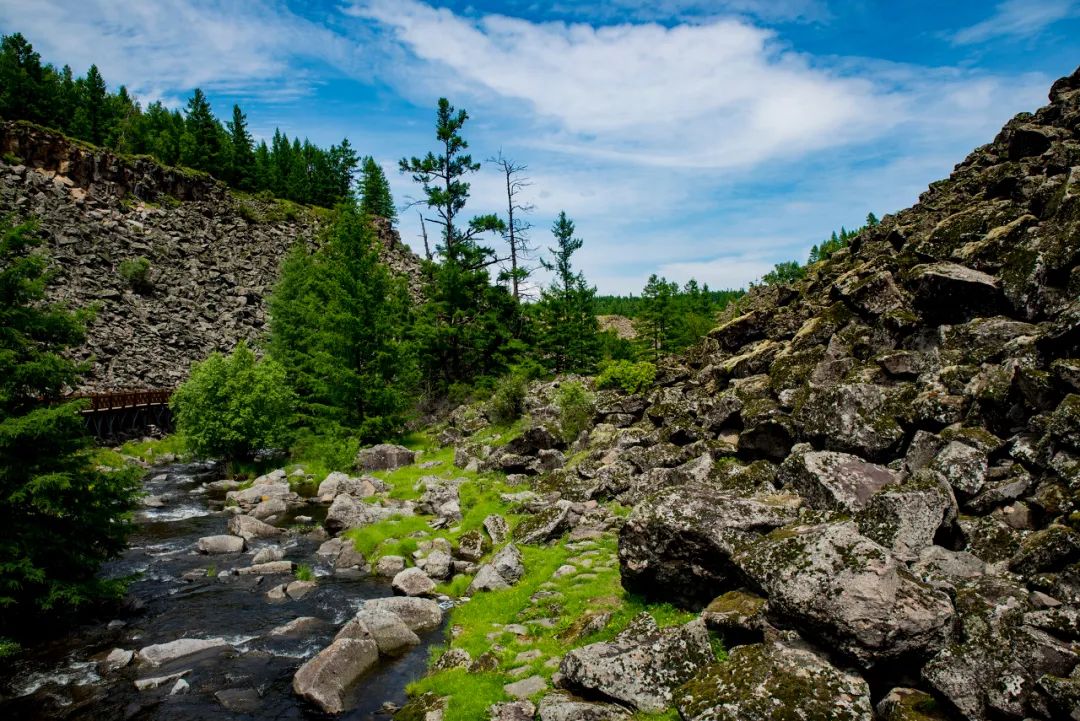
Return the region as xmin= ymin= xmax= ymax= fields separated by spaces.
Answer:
xmin=0 ymin=0 xmax=358 ymax=104
xmin=952 ymin=0 xmax=1077 ymax=45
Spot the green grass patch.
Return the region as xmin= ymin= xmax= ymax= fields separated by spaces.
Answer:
xmin=119 ymin=434 xmax=189 ymax=464
xmin=345 ymin=515 xmax=436 ymax=560
xmin=295 ymin=563 xmax=315 ymax=582
xmin=407 ymin=669 xmax=511 ymax=720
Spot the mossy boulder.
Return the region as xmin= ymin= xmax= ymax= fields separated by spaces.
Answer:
xmin=875 ymin=687 xmax=951 ymax=721
xmin=675 ymin=640 xmax=872 ymax=721
xmin=778 ymin=444 xmax=902 ymax=513
xmin=794 ymin=383 xmax=906 ymax=461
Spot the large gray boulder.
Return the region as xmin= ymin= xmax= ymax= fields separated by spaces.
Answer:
xmin=559 ymin=614 xmax=714 ymax=712
xmin=392 ymin=567 xmax=437 ymax=597
xmin=675 ymin=640 xmax=873 ymax=721
xmin=855 ymin=472 xmax=957 ymax=561
xmin=362 ymin=597 xmax=443 ymax=633
xmin=537 ymin=692 xmax=630 ymax=720
xmin=778 ymin=444 xmax=902 ymax=513
xmin=336 ymin=607 xmax=420 ymax=656
xmin=732 ymin=521 xmax=955 ymax=668
xmin=355 ymin=443 xmax=415 ymax=471
xmin=317 ymin=472 xmax=386 ymax=500
xmin=906 ymin=262 xmax=1003 ymax=324
xmin=292 ymin=638 xmax=379 ymax=714
xmin=619 ymin=480 xmax=802 ymax=607
xmin=196 ymin=535 xmax=245 ymax=554
xmin=227 ymin=514 xmax=282 ymax=541
xmin=794 ymin=383 xmax=906 ymax=460
xmin=137 ymin=638 xmax=231 ymax=666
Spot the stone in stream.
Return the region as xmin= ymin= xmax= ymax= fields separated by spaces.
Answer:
xmin=251 ymin=545 xmax=285 ymax=564
xmin=234 ymin=560 xmax=294 ymax=576
xmin=362 ymin=597 xmax=443 ymax=633
xmin=559 ymin=614 xmax=714 ymax=712
xmin=250 ymin=496 xmax=287 ymax=521
xmin=228 ymin=514 xmax=282 ymax=541
xmin=285 ymin=580 xmax=316 ymax=599
xmin=392 ymin=567 xmax=437 ymax=597
xmin=100 ymin=648 xmax=134 ymax=672
xmin=336 ymin=607 xmax=421 ymax=656
xmin=269 ymin=617 xmax=323 ymax=636
xmin=136 ymin=638 xmax=231 ymax=666
xmin=375 ymin=555 xmax=406 ymax=577
xmin=293 ymin=638 xmax=379 ymax=714
xmin=196 ymin=534 xmax=245 ymax=554
xmin=134 ymin=669 xmax=190 ymax=691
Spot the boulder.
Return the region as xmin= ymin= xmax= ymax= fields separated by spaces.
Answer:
xmin=250 ymin=496 xmax=287 ymax=520
xmin=701 ymin=590 xmax=768 ymax=645
xmin=234 ymin=560 xmax=294 ymax=576
xmin=537 ymin=692 xmax=630 ymax=721
xmin=375 ymin=555 xmax=406 ymax=577
xmin=324 ymin=494 xmax=369 ymax=535
xmin=675 ymin=640 xmax=873 ymax=721
xmin=560 ymin=615 xmax=714 ymax=712
xmin=619 ymin=480 xmax=802 ymax=607
xmin=355 ymin=443 xmax=415 ymax=471
xmin=423 ymin=550 xmax=453 ymax=580
xmin=196 ymin=534 xmax=245 ymax=554
xmin=362 ymin=597 xmax=443 ymax=633
xmin=876 ymin=687 xmax=951 ymax=721
xmin=732 ymin=522 xmax=955 ymax=668
xmin=490 ymin=700 xmax=538 ymax=721
xmin=227 ymin=514 xmax=282 ymax=541
xmin=252 ymin=545 xmax=285 ymax=564
xmin=855 ymin=472 xmax=957 ymax=561
xmin=491 ymin=543 xmax=525 ymax=584
xmin=1009 ymin=524 xmax=1080 ymax=576
xmin=467 ymin=564 xmax=510 ymax=594
xmin=336 ymin=607 xmax=420 ymax=656
xmin=457 ymin=528 xmax=488 ymax=561
xmin=392 ymin=567 xmax=437 ymax=597
xmin=794 ymin=383 xmax=906 ymax=460
xmin=484 ymin=514 xmax=510 ymax=544
xmin=514 ymin=501 xmax=581 ymax=546
xmin=137 ymin=637 xmax=231 ymax=666
xmin=292 ymin=638 xmax=379 ymax=714
xmin=778 ymin=445 xmax=902 ymax=513
xmin=907 ymin=262 xmax=1004 ymax=324
xmin=930 ymin=441 xmax=989 ymax=497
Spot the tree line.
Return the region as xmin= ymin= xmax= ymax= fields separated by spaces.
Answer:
xmin=0 ymin=32 xmax=362 ymax=207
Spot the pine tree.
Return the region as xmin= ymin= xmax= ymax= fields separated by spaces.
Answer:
xmin=226 ymin=105 xmax=255 ymax=190
xmin=269 ymin=202 xmax=416 ymax=439
xmin=0 ymin=219 xmax=140 ymax=631
xmin=181 ymin=88 xmax=221 ymax=175
xmin=82 ymin=64 xmax=108 ymax=145
xmin=331 ymin=138 xmax=359 ymax=201
xmin=537 ymin=212 xmax=600 ymax=373
xmin=634 ymin=274 xmax=680 ymax=361
xmin=359 ymin=156 xmax=396 ymax=222
xmin=0 ymin=33 xmax=47 ymax=124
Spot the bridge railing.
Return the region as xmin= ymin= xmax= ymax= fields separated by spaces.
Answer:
xmin=70 ymin=389 xmax=174 ymax=412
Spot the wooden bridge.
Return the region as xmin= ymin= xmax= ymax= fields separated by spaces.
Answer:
xmin=74 ymin=389 xmax=174 ymax=440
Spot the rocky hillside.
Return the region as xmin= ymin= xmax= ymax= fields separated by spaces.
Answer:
xmin=426 ymin=67 xmax=1080 ymax=720
xmin=0 ymin=121 xmax=423 ymax=393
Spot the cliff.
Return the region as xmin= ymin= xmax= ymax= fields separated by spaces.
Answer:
xmin=0 ymin=121 xmax=423 ymax=393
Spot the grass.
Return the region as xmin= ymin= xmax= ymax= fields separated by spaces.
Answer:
xmin=0 ymin=638 xmax=20 ymax=659
xmin=295 ymin=564 xmax=315 ymax=582
xmin=345 ymin=515 xmax=436 ymax=560
xmin=119 ymin=435 xmax=190 ymax=464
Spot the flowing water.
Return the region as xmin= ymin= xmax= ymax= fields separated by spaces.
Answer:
xmin=0 ymin=462 xmax=443 ymax=720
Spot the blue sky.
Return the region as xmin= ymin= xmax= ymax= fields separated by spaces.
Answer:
xmin=2 ymin=0 xmax=1078 ymax=294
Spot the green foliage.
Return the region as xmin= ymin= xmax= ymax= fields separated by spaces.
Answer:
xmin=117 ymin=256 xmax=151 ymax=293
xmin=171 ymin=341 xmax=295 ymax=461
xmin=556 ymin=382 xmax=594 ymax=442
xmin=0 ymin=32 xmax=358 ymax=207
xmin=489 ymin=373 xmax=527 ymax=425
xmin=759 ymin=260 xmax=807 ymax=287
xmin=634 ymin=274 xmax=678 ymax=360
xmin=288 ymin=428 xmax=360 ymax=482
xmin=402 ymin=98 xmax=524 ymax=393
xmin=0 ymin=218 xmax=141 ymax=633
xmin=0 ymin=638 xmax=20 ymax=658
xmin=596 ymin=360 xmax=656 ymax=394
xmin=294 ymin=564 xmax=314 ymax=582
xmin=536 ymin=212 xmax=601 ymax=373
xmin=119 ymin=435 xmax=189 ymax=464
xmin=269 ymin=202 xmax=417 ymax=440
xmin=359 ymin=156 xmax=396 ymax=223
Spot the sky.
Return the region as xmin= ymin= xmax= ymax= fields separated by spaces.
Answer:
xmin=1 ymin=0 xmax=1078 ymax=294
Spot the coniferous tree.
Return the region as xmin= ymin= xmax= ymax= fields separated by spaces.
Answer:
xmin=401 ymin=98 xmax=517 ymax=391
xmin=269 ymin=202 xmax=416 ymax=438
xmin=226 ymin=105 xmax=255 ymax=190
xmin=181 ymin=88 xmax=221 ymax=175
xmin=634 ymin=274 xmax=680 ymax=361
xmin=359 ymin=156 xmax=396 ymax=222
xmin=537 ymin=212 xmax=600 ymax=373
xmin=0 ymin=219 xmax=140 ymax=631
xmin=0 ymin=33 xmax=48 ymax=124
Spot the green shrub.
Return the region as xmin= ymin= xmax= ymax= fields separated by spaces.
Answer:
xmin=118 ymin=256 xmax=152 ymax=293
xmin=489 ymin=373 xmax=528 ymax=424
xmin=556 ymin=382 xmax=594 ymax=442
xmin=171 ymin=341 xmax=295 ymax=461
xmin=295 ymin=564 xmax=314 ymax=582
xmin=595 ymin=360 xmax=656 ymax=394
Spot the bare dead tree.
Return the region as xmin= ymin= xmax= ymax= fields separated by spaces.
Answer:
xmin=488 ymin=151 xmax=538 ymax=300
xmin=417 ymin=210 xmax=433 ymax=262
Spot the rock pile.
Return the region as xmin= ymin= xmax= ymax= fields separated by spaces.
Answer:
xmin=0 ymin=121 xmax=423 ymax=392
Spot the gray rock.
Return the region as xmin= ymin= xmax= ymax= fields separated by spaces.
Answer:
xmin=250 ymin=496 xmax=287 ymax=521
xmin=170 ymin=678 xmax=189 ymax=695
xmin=619 ymin=480 xmax=802 ymax=607
xmin=215 ymin=687 xmax=261 ymax=713
xmin=930 ymin=441 xmax=989 ymax=497
xmin=234 ymin=560 xmax=294 ymax=576
xmin=355 ymin=443 xmax=415 ymax=471
xmin=675 ymin=640 xmax=873 ymax=721
xmin=779 ymin=444 xmax=902 ymax=513
xmin=317 ymin=472 xmax=385 ymax=499
xmin=251 ymin=545 xmax=284 ymax=564
xmin=484 ymin=514 xmax=510 ymax=544
xmin=325 ymin=494 xmax=371 ymax=535
xmin=337 ymin=607 xmax=420 ymax=656
xmin=514 ymin=502 xmax=579 ymax=546
xmin=491 ymin=543 xmax=525 ymax=584
xmin=489 ymin=700 xmax=537 ymax=721
xmin=228 ymin=514 xmax=282 ymax=540
xmin=137 ymin=638 xmax=230 ymax=666
xmin=910 ymin=545 xmax=987 ymax=592
xmin=855 ymin=472 xmax=956 ymax=560
xmin=286 ymin=580 xmax=316 ymax=599
xmin=375 ymin=555 xmax=406 ymax=577
xmin=907 ymin=262 xmax=1003 ymax=324
xmin=457 ymin=528 xmax=488 ymax=561
xmin=362 ymin=597 xmax=443 ymax=633
xmin=537 ymin=692 xmax=630 ymax=721
xmin=292 ymin=638 xmax=379 ymax=714
xmin=196 ymin=534 xmax=245 ymax=554
xmin=101 ymin=648 xmax=134 ymax=672
xmin=733 ymin=521 xmax=955 ymax=668
xmin=467 ymin=564 xmax=511 ymax=594
xmin=135 ymin=669 xmax=190 ymax=691
xmin=392 ymin=567 xmax=437 ymax=597
xmin=434 ymin=648 xmax=472 ymax=670
xmin=423 ymin=550 xmax=453 ymax=580
xmin=504 ymin=674 xmax=547 ymax=700
xmin=269 ymin=617 xmax=323 ymax=637
xmin=560 ymin=615 xmax=714 ymax=712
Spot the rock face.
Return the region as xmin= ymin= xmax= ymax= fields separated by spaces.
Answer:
xmin=355 ymin=444 xmax=416 ymax=472
xmin=0 ymin=120 xmax=423 ymax=392
xmin=559 ymin=615 xmax=714 ymax=712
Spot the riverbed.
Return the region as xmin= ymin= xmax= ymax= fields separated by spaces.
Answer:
xmin=0 ymin=462 xmax=442 ymax=720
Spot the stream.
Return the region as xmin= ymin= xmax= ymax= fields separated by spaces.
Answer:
xmin=0 ymin=462 xmax=442 ymax=720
